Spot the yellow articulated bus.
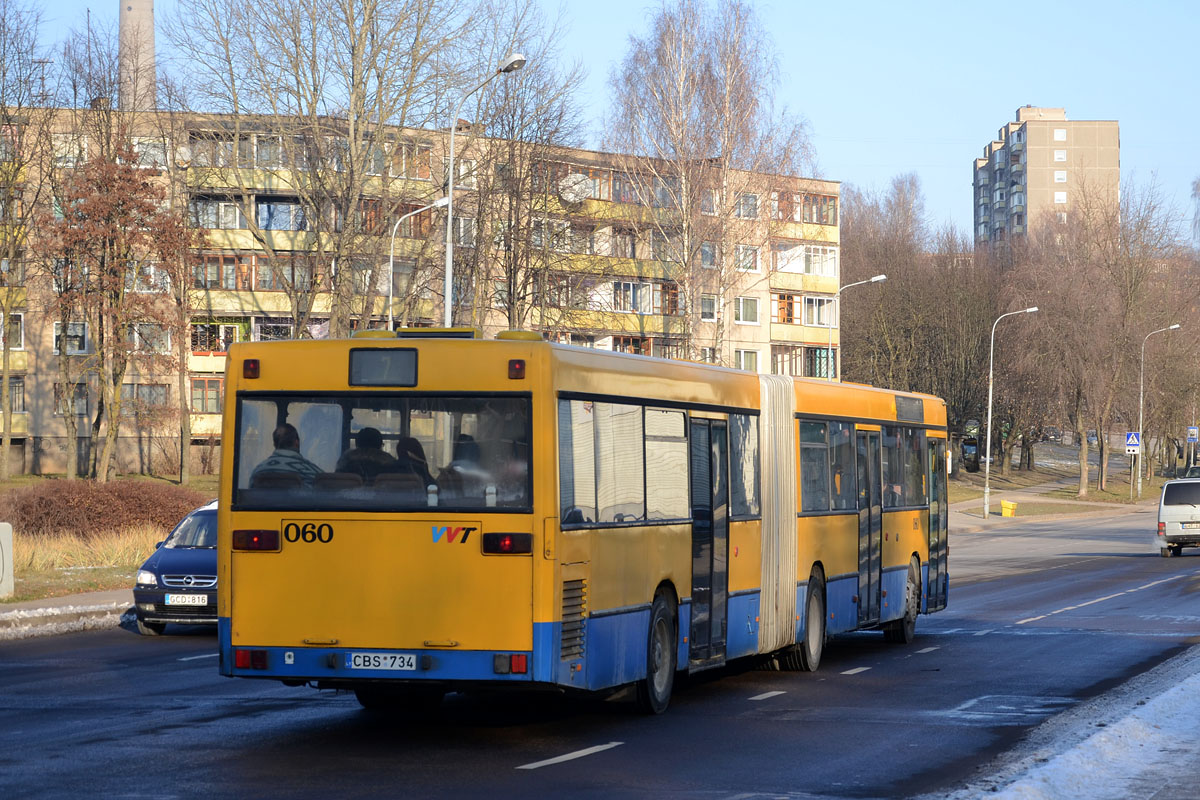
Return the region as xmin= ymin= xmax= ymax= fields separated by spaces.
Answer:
xmin=217 ymin=330 xmax=948 ymax=713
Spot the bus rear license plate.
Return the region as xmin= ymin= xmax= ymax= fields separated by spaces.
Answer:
xmin=346 ymin=652 xmax=417 ymax=671
xmin=165 ymin=594 xmax=207 ymax=606
xmin=1182 ymin=523 xmax=1200 ymax=529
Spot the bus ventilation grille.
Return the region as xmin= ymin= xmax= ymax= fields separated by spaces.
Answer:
xmin=561 ymin=579 xmax=587 ymax=660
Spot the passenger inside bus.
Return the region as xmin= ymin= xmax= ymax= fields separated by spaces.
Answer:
xmin=250 ymin=424 xmax=324 ymax=488
xmin=394 ymin=436 xmax=437 ymax=488
xmin=439 ymin=434 xmax=491 ymax=497
xmin=335 ymin=427 xmax=397 ymax=482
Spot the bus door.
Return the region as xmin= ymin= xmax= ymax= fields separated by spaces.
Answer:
xmin=926 ymin=438 xmax=949 ymax=611
xmin=856 ymin=430 xmax=883 ymax=625
xmin=689 ymin=418 xmax=729 ymax=667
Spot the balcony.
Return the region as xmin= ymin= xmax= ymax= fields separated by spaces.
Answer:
xmin=1010 ymin=161 xmax=1025 ymax=174
xmin=992 ymin=199 xmax=1007 ymax=210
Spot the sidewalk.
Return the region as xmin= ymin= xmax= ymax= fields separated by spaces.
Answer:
xmin=949 ymin=475 xmax=1156 ymax=535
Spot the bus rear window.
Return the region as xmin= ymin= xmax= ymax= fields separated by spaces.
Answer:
xmin=1163 ymin=483 xmax=1200 ymax=506
xmin=233 ymin=393 xmax=531 ymax=512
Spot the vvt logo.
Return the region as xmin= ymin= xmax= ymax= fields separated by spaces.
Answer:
xmin=432 ymin=525 xmax=477 ymax=544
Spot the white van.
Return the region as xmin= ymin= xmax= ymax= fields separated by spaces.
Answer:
xmin=1156 ymin=478 xmax=1200 ymax=557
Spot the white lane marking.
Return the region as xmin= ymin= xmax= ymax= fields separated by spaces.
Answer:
xmin=916 ymin=646 xmax=939 ymax=654
xmin=516 ymin=742 xmax=624 ymax=770
xmin=1016 ymin=574 xmax=1188 ymax=625
xmin=178 ymin=653 xmax=219 ymax=662
xmin=974 ymin=629 xmax=993 ymax=636
xmin=749 ymin=690 xmax=786 ymax=701
xmin=841 ymin=667 xmax=871 ymax=675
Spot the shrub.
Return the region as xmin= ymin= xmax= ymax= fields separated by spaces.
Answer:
xmin=0 ymin=480 xmax=211 ymax=538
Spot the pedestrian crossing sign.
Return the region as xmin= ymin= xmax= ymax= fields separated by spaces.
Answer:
xmin=1126 ymin=432 xmax=1141 ymax=447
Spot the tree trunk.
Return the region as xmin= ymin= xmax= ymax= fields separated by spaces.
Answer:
xmin=177 ymin=333 xmax=191 ymax=485
xmin=1075 ymin=424 xmax=1089 ymax=498
xmin=0 ymin=341 xmax=10 ymax=481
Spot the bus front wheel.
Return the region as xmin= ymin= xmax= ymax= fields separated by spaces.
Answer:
xmin=635 ymin=592 xmax=677 ymax=715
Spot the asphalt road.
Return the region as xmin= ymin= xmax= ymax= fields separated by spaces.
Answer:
xmin=2 ymin=506 xmax=1198 ymax=800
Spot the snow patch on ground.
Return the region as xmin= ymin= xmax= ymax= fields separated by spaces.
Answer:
xmin=0 ymin=610 xmax=123 ymax=640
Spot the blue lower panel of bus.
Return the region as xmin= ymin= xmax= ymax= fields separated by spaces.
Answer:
xmin=726 ymin=591 xmax=760 ymax=660
xmin=575 ymin=605 xmax=650 ymax=691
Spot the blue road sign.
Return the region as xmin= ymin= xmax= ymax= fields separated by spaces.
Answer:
xmin=1188 ymin=427 xmax=1199 ymax=443
xmin=1126 ymin=431 xmax=1141 ymax=447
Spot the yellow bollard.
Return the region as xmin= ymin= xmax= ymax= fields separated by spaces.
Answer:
xmin=1000 ymin=500 xmax=1017 ymax=517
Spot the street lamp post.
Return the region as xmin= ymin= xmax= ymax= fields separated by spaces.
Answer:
xmin=827 ymin=274 xmax=886 ymax=381
xmin=983 ymin=306 xmax=1038 ymax=519
xmin=443 ymin=52 xmax=526 ymax=328
xmin=1138 ymin=323 xmax=1181 ymax=497
xmin=388 ymin=196 xmax=449 ymax=331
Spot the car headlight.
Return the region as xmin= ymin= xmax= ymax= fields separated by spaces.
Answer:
xmin=136 ymin=570 xmax=158 ymax=587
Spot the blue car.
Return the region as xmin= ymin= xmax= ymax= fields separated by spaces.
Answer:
xmin=133 ymin=501 xmax=218 ymax=635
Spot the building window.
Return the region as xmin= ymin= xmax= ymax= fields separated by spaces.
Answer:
xmin=54 ymin=383 xmax=88 ymax=416
xmin=0 ymin=313 xmax=23 ymax=350
xmin=733 ymin=296 xmax=759 ymax=324
xmin=1054 ymin=150 xmax=1067 ymax=162
xmin=735 ymin=244 xmax=758 ymax=272
xmin=128 ymin=323 xmax=171 ymax=354
xmin=614 ymin=281 xmax=644 ymax=313
xmin=0 ymin=257 xmax=24 ymax=287
xmin=52 ymin=133 xmax=85 ymax=168
xmin=700 ymin=347 xmax=718 ymax=363
xmin=53 ymin=321 xmax=89 ymax=354
xmin=771 ymin=344 xmax=801 ymax=376
xmin=612 ymin=335 xmax=650 ymax=355
xmin=802 ymin=194 xmax=838 ymax=225
xmin=1053 ymin=128 xmax=1067 ymax=141
xmin=771 ymin=190 xmax=798 ymax=221
xmin=734 ymin=349 xmax=758 ymax=372
xmin=611 ymin=173 xmax=641 ymax=204
xmin=700 ymin=294 xmax=717 ymax=322
xmin=392 ymin=141 xmax=432 ymax=179
xmin=1054 ymin=170 xmax=1067 ymax=183
xmin=699 ymin=241 xmax=717 ymax=269
xmin=191 ymin=322 xmax=238 ymax=354
xmin=803 ymin=297 xmax=835 ymax=327
xmin=127 ymin=261 xmax=169 ymax=293
xmin=1054 ymin=191 xmax=1067 ymax=204
xmin=120 ymin=383 xmax=169 ymax=415
xmin=191 ymin=377 xmax=223 ymax=414
xmin=132 ymin=137 xmax=168 ymax=168
xmin=254 ymin=317 xmax=293 ymax=341
xmin=734 ymin=192 xmax=758 ymax=219
xmin=452 ymin=217 xmax=476 ymax=248
xmin=805 ymin=347 xmax=834 ymax=378
xmin=257 ymin=199 xmax=306 ymax=231
xmin=189 ymin=197 xmax=246 ymax=229
xmin=193 ymin=254 xmax=252 ymax=291
xmin=700 ymin=189 xmax=717 ymax=215
xmin=6 ymin=376 xmax=23 ymax=413
xmin=772 ymin=293 xmax=798 ymax=324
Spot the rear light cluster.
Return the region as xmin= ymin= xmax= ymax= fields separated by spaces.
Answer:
xmin=482 ymin=532 xmax=532 ymax=555
xmin=493 ymin=653 xmax=528 ymax=674
xmin=233 ymin=529 xmax=280 ymax=550
xmin=235 ymin=649 xmax=270 ymax=669
xmin=1158 ymin=522 xmax=1166 ymax=537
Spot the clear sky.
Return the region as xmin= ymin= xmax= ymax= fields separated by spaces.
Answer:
xmin=42 ymin=0 xmax=1200 ymax=238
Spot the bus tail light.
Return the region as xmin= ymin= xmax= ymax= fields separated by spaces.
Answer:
xmin=1158 ymin=522 xmax=1166 ymax=537
xmin=243 ymin=358 xmax=260 ymax=379
xmin=233 ymin=529 xmax=280 ymax=551
xmin=234 ymin=649 xmax=269 ymax=669
xmin=493 ymin=653 xmax=528 ymax=674
xmin=482 ymin=532 xmax=532 ymax=555
xmin=508 ymin=359 xmax=525 ymax=380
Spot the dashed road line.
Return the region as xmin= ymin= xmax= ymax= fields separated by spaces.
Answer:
xmin=916 ymin=646 xmax=939 ymax=654
xmin=749 ymin=690 xmax=786 ymax=701
xmin=973 ymin=629 xmax=993 ymax=636
xmin=841 ymin=667 xmax=871 ymax=675
xmin=178 ymin=653 xmax=219 ymax=662
xmin=1016 ymin=574 xmax=1189 ymax=625
xmin=516 ymin=742 xmax=624 ymax=770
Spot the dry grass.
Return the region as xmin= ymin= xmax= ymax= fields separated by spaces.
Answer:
xmin=12 ymin=525 xmax=163 ymax=572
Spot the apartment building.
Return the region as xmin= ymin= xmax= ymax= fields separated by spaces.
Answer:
xmin=973 ymin=106 xmax=1119 ymax=245
xmin=0 ymin=107 xmax=841 ymax=476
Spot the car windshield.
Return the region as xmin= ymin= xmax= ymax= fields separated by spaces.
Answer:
xmin=164 ymin=511 xmax=217 ymax=548
xmin=1184 ymin=467 xmax=1200 ymax=478
xmin=1163 ymin=483 xmax=1200 ymax=506
xmin=233 ymin=393 xmax=532 ymax=512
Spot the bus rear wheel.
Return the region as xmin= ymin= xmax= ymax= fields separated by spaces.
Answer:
xmin=884 ymin=558 xmax=920 ymax=644
xmin=635 ymin=592 xmax=677 ymax=714
xmin=780 ymin=569 xmax=825 ymax=671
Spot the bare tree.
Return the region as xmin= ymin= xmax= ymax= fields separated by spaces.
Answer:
xmin=0 ymin=0 xmax=56 ymax=478
xmin=604 ymin=0 xmax=810 ymax=362
xmin=167 ymin=0 xmax=468 ymax=338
